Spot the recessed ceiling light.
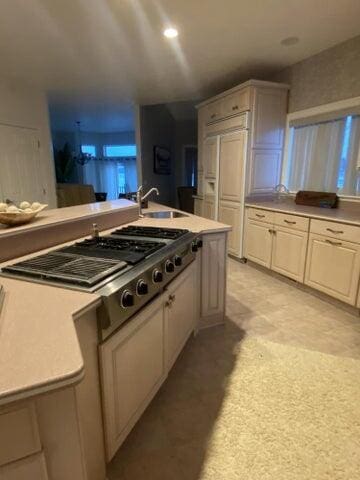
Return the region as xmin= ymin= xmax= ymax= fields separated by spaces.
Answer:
xmin=163 ymin=27 xmax=178 ymax=39
xmin=281 ymin=36 xmax=299 ymax=46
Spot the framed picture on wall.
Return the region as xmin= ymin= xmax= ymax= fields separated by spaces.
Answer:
xmin=153 ymin=146 xmax=171 ymax=175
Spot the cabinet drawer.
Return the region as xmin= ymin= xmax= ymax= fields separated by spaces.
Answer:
xmin=205 ymin=113 xmax=247 ymax=136
xmin=274 ymin=212 xmax=309 ymax=232
xmin=0 ymin=403 xmax=41 ymax=467
xmin=221 ymin=89 xmax=250 ymax=117
xmin=247 ymin=207 xmax=274 ymax=224
xmin=310 ymin=219 xmax=360 ymax=244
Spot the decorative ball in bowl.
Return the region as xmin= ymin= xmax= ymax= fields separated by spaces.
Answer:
xmin=0 ymin=201 xmax=48 ymax=226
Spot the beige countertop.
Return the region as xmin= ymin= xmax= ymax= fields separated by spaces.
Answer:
xmin=0 ymin=202 xmax=230 ymax=406
xmin=245 ymin=200 xmax=360 ymax=226
xmin=0 ymin=199 xmax=136 ymax=237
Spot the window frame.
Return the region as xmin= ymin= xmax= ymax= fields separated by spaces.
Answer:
xmin=282 ymin=95 xmax=360 ymax=201
xmin=81 ymin=144 xmax=96 ymax=157
xmin=103 ymin=144 xmax=136 ymax=158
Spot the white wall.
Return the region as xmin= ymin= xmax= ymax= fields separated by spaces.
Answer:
xmin=0 ymin=78 xmax=57 ymax=207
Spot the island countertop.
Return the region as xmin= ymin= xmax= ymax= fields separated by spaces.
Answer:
xmin=0 ymin=202 xmax=230 ymax=406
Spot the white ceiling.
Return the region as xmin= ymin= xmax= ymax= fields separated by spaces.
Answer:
xmin=1 ymin=0 xmax=360 ymax=131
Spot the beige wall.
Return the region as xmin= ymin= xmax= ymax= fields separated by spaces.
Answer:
xmin=271 ymin=35 xmax=360 ymax=113
xmin=0 ymin=79 xmax=57 ymax=207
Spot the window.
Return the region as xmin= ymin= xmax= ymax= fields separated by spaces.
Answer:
xmin=285 ymin=114 xmax=360 ymax=196
xmin=81 ymin=145 xmax=96 ymax=157
xmin=103 ymin=145 xmax=136 ymax=158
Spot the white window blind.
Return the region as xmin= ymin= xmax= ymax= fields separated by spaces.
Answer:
xmin=285 ymin=114 xmax=360 ymax=195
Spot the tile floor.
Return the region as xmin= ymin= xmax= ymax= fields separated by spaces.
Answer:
xmin=107 ymin=259 xmax=360 ymax=479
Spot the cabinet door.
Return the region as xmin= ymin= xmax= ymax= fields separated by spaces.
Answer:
xmin=203 ymin=195 xmax=215 ymax=220
xmin=203 ymin=136 xmax=218 ymax=178
xmin=197 ymin=107 xmax=206 ymax=172
xmin=99 ymin=296 xmax=166 ymax=460
xmin=248 ymin=149 xmax=282 ymax=194
xmin=194 ymin=198 xmax=203 ymax=217
xmin=244 ymin=218 xmax=272 ymax=268
xmin=251 ymin=87 xmax=287 ymax=149
xmin=305 ymin=234 xmax=360 ymax=305
xmin=0 ymin=452 xmax=48 ymax=480
xmin=219 ymin=130 xmax=246 ymax=202
xmin=166 ymin=262 xmax=197 ymax=369
xmin=271 ymin=226 xmax=308 ymax=282
xmin=205 ymin=100 xmax=222 ymax=124
xmin=201 ymin=232 xmax=227 ymax=325
xmin=218 ymin=200 xmax=241 ymax=256
xmin=222 ymin=89 xmax=251 ymax=117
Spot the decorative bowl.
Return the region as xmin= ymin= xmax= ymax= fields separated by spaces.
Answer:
xmin=0 ymin=204 xmax=48 ymax=226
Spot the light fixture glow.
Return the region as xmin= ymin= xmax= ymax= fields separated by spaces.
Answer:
xmin=163 ymin=27 xmax=178 ymax=39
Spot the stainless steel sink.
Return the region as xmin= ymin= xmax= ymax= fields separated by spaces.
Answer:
xmin=143 ymin=210 xmax=189 ymax=219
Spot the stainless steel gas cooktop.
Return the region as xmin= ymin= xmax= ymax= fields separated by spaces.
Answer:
xmin=1 ymin=225 xmax=202 ymax=339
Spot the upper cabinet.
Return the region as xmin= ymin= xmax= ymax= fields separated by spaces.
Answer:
xmin=251 ymin=87 xmax=287 ymax=149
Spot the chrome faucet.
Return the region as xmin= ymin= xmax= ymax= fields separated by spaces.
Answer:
xmin=136 ymin=185 xmax=160 ymax=217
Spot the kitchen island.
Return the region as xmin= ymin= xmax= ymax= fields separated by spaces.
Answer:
xmin=0 ymin=201 xmax=230 ymax=480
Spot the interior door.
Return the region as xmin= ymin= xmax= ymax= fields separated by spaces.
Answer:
xmin=0 ymin=124 xmax=45 ymax=204
xmin=219 ymin=130 xmax=247 ymax=202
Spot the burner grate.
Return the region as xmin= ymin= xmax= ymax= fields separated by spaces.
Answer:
xmin=2 ymin=253 xmax=127 ymax=287
xmin=112 ymin=226 xmax=188 ymax=240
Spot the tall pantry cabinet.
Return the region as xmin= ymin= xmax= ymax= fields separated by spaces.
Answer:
xmin=194 ymin=80 xmax=288 ymax=259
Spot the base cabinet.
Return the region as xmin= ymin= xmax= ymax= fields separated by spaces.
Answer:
xmin=244 ymin=219 xmax=272 ymax=268
xmin=218 ymin=200 xmax=241 ymax=256
xmin=99 ymin=295 xmax=166 ymax=461
xmin=305 ymin=234 xmax=360 ymax=305
xmin=200 ymin=232 xmax=227 ymax=326
xmin=271 ymin=226 xmax=308 ymax=282
xmin=166 ymin=261 xmax=197 ymax=369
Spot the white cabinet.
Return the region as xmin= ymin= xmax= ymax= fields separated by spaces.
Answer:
xmin=0 ymin=452 xmax=48 ymax=480
xmin=203 ymin=195 xmax=215 ymax=220
xmin=271 ymin=226 xmax=308 ymax=282
xmin=305 ymin=234 xmax=360 ymax=305
xmin=99 ymin=259 xmax=202 ymax=460
xmin=244 ymin=209 xmax=308 ymax=282
xmin=219 ymin=130 xmax=246 ymax=202
xmin=203 ymin=136 xmax=218 ymax=178
xmin=244 ymin=219 xmax=273 ymax=268
xmin=200 ymin=232 xmax=227 ymax=326
xmin=165 ymin=261 xmax=197 ymax=369
xmin=218 ymin=200 xmax=241 ymax=256
xmin=99 ymin=295 xmax=166 ymax=460
xmin=248 ymin=149 xmax=282 ymax=194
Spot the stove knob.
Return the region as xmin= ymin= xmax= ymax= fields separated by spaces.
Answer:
xmin=152 ymin=269 xmax=163 ymax=283
xmin=136 ymin=279 xmax=149 ymax=296
xmin=191 ymin=241 xmax=198 ymax=252
xmin=121 ymin=290 xmax=134 ymax=308
xmin=174 ymin=255 xmax=182 ymax=267
xmin=165 ymin=260 xmax=175 ymax=273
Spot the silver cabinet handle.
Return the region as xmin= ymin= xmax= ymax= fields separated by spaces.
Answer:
xmin=326 ymin=228 xmax=344 ymax=234
xmin=268 ymin=229 xmax=276 ymax=234
xmin=255 ymin=213 xmax=265 ymax=218
xmin=325 ymin=239 xmax=342 ymax=246
xmin=284 ymin=220 xmax=296 ymax=225
xmin=210 ymin=113 xmax=217 ymax=119
xmin=232 ymin=105 xmax=239 ymax=111
xmin=169 ymin=294 xmax=175 ymax=302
